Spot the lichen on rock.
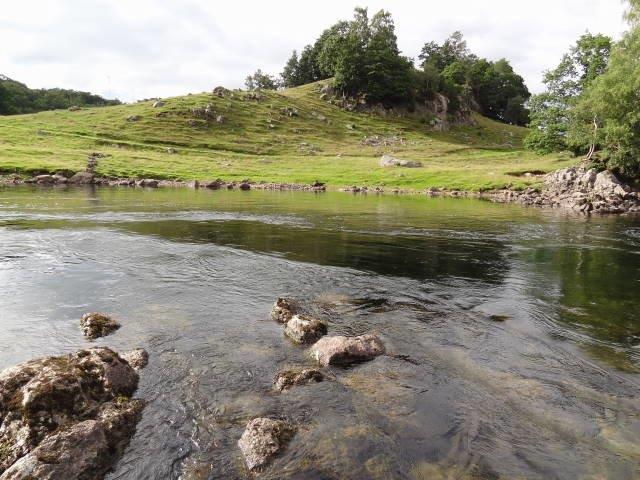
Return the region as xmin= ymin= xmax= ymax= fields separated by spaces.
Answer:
xmin=284 ymin=315 xmax=327 ymax=344
xmin=80 ymin=312 xmax=120 ymax=339
xmin=238 ymin=418 xmax=295 ymax=471
xmin=273 ymin=368 xmax=324 ymax=392
xmin=311 ymin=334 xmax=386 ymax=367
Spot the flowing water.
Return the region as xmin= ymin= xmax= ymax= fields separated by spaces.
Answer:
xmin=0 ymin=186 xmax=639 ymax=479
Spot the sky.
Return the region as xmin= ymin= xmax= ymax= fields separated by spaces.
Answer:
xmin=0 ymin=0 xmax=628 ymax=102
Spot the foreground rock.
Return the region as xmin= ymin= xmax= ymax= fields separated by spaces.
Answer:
xmin=379 ymin=154 xmax=422 ymax=168
xmin=284 ymin=315 xmax=327 ymax=344
xmin=238 ymin=418 xmax=295 ymax=471
xmin=0 ymin=347 xmax=145 ymax=479
xmin=311 ymin=334 xmax=385 ymax=367
xmin=270 ymin=297 xmax=299 ymax=324
xmin=80 ymin=312 xmax=120 ymax=339
xmin=273 ymin=368 xmax=324 ymax=392
xmin=121 ymin=348 xmax=149 ymax=371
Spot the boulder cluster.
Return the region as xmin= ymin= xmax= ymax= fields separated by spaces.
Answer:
xmin=488 ymin=166 xmax=640 ymax=214
xmin=238 ymin=297 xmax=386 ymax=472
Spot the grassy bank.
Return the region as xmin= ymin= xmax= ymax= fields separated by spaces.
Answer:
xmin=0 ymin=82 xmax=573 ymax=191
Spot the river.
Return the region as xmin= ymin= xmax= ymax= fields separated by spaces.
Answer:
xmin=0 ymin=186 xmax=638 ymax=479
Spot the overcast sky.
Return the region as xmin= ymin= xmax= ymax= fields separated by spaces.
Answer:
xmin=0 ymin=0 xmax=628 ymax=102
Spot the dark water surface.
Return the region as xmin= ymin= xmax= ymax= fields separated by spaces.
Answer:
xmin=0 ymin=186 xmax=639 ymax=479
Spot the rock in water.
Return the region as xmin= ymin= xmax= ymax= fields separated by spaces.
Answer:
xmin=67 ymin=171 xmax=94 ymax=185
xmin=270 ymin=298 xmax=299 ymax=324
xmin=284 ymin=315 xmax=327 ymax=344
xmin=121 ymin=348 xmax=149 ymax=371
xmin=0 ymin=348 xmax=145 ymax=478
xmin=311 ymin=334 xmax=385 ymax=367
xmin=273 ymin=368 xmax=324 ymax=392
xmin=238 ymin=418 xmax=295 ymax=471
xmin=80 ymin=312 xmax=120 ymax=339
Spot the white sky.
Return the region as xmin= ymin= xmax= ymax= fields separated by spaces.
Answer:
xmin=0 ymin=0 xmax=628 ymax=102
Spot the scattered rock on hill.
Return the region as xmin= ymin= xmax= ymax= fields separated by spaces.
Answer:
xmin=238 ymin=418 xmax=295 ymax=471
xmin=270 ymin=298 xmax=299 ymax=324
xmin=152 ymin=100 xmax=165 ymax=108
xmin=273 ymin=368 xmax=324 ymax=392
xmin=0 ymin=347 xmax=145 ymax=479
xmin=166 ymin=147 xmax=177 ymax=154
xmin=311 ymin=333 xmax=385 ymax=367
xmin=379 ymin=154 xmax=422 ymax=168
xmin=68 ymin=105 xmax=81 ymax=111
xmin=80 ymin=312 xmax=121 ymax=339
xmin=284 ymin=315 xmax=327 ymax=344
xmin=126 ymin=115 xmax=141 ymax=122
xmin=213 ymin=86 xmax=229 ymax=97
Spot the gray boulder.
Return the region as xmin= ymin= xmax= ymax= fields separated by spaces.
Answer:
xmin=80 ymin=313 xmax=120 ymax=339
xmin=0 ymin=348 xmax=144 ymax=478
xmin=136 ymin=179 xmax=159 ymax=188
xmin=284 ymin=315 xmax=327 ymax=344
xmin=68 ymin=172 xmax=94 ymax=185
xmin=379 ymin=155 xmax=422 ymax=168
xmin=152 ymin=100 xmax=165 ymax=108
xmin=238 ymin=418 xmax=295 ymax=471
xmin=311 ymin=333 xmax=385 ymax=367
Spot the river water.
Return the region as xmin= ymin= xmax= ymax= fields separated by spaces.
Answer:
xmin=0 ymin=186 xmax=638 ymax=479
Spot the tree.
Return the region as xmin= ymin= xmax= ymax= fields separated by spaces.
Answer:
xmin=524 ymin=33 xmax=612 ymax=152
xmin=281 ymin=51 xmax=300 ymax=88
xmin=419 ymin=31 xmax=469 ymax=70
xmin=244 ymin=69 xmax=280 ymax=90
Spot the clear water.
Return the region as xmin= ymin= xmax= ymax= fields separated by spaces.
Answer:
xmin=0 ymin=186 xmax=639 ymax=479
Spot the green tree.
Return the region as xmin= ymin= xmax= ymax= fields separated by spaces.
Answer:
xmin=281 ymin=51 xmax=300 ymax=87
xmin=525 ymin=33 xmax=612 ymax=152
xmin=244 ymin=69 xmax=280 ymax=90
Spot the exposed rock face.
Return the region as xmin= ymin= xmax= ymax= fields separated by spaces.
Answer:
xmin=284 ymin=315 xmax=327 ymax=344
xmin=273 ymin=368 xmax=324 ymax=392
xmin=379 ymin=155 xmax=422 ymax=168
xmin=0 ymin=348 xmax=145 ymax=478
xmin=488 ymin=166 xmax=640 ymax=214
xmin=80 ymin=313 xmax=120 ymax=339
xmin=67 ymin=172 xmax=95 ymax=185
xmin=311 ymin=334 xmax=385 ymax=367
xmin=238 ymin=418 xmax=295 ymax=471
xmin=270 ymin=298 xmax=299 ymax=324
xmin=121 ymin=349 xmax=149 ymax=371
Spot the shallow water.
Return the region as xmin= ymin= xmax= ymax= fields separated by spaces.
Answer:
xmin=0 ymin=186 xmax=639 ymax=479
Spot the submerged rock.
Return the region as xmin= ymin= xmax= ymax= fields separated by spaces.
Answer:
xmin=284 ymin=315 xmax=327 ymax=344
xmin=80 ymin=312 xmax=120 ymax=339
xmin=311 ymin=334 xmax=385 ymax=367
xmin=238 ymin=418 xmax=295 ymax=471
xmin=270 ymin=297 xmax=299 ymax=324
xmin=0 ymin=347 xmax=145 ymax=478
xmin=121 ymin=348 xmax=149 ymax=371
xmin=273 ymin=368 xmax=324 ymax=392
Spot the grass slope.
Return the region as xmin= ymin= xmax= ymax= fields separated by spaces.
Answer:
xmin=0 ymin=82 xmax=573 ymax=191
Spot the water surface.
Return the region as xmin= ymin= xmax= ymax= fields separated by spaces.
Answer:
xmin=0 ymin=186 xmax=639 ymax=479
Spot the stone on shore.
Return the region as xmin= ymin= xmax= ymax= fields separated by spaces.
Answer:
xmin=238 ymin=418 xmax=295 ymax=471
xmin=379 ymin=154 xmax=422 ymax=168
xmin=273 ymin=368 xmax=324 ymax=392
xmin=80 ymin=312 xmax=120 ymax=339
xmin=136 ymin=179 xmax=159 ymax=188
xmin=284 ymin=315 xmax=327 ymax=344
xmin=270 ymin=297 xmax=299 ymax=324
xmin=311 ymin=334 xmax=385 ymax=367
xmin=68 ymin=171 xmax=95 ymax=185
xmin=0 ymin=347 xmax=145 ymax=478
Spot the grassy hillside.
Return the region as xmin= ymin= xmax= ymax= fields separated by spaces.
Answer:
xmin=0 ymin=82 xmax=573 ymax=191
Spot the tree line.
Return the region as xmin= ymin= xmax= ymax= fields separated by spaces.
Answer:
xmin=526 ymin=0 xmax=640 ymax=179
xmin=0 ymin=75 xmax=120 ymax=115
xmin=247 ymin=8 xmax=530 ymax=126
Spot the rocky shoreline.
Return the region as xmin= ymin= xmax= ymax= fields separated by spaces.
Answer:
xmin=1 ymin=165 xmax=639 ymax=214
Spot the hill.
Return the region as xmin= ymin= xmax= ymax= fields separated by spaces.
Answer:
xmin=0 ymin=75 xmax=120 ymax=115
xmin=0 ymin=82 xmax=572 ymax=191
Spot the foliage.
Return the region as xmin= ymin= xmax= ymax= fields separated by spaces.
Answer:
xmin=0 ymin=74 xmax=120 ymax=115
xmin=244 ymin=69 xmax=280 ymax=91
xmin=524 ymin=33 xmax=612 ymax=153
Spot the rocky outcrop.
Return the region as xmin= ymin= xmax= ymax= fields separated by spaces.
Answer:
xmin=270 ymin=298 xmax=299 ymax=324
xmin=379 ymin=155 xmax=422 ymax=168
xmin=273 ymin=368 xmax=324 ymax=392
xmin=284 ymin=315 xmax=327 ymax=344
xmin=238 ymin=418 xmax=295 ymax=471
xmin=80 ymin=313 xmax=120 ymax=339
xmin=488 ymin=166 xmax=640 ymax=214
xmin=311 ymin=334 xmax=385 ymax=367
xmin=0 ymin=348 xmax=145 ymax=479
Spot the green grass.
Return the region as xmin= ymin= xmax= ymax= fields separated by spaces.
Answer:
xmin=0 ymin=81 xmax=574 ymax=191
